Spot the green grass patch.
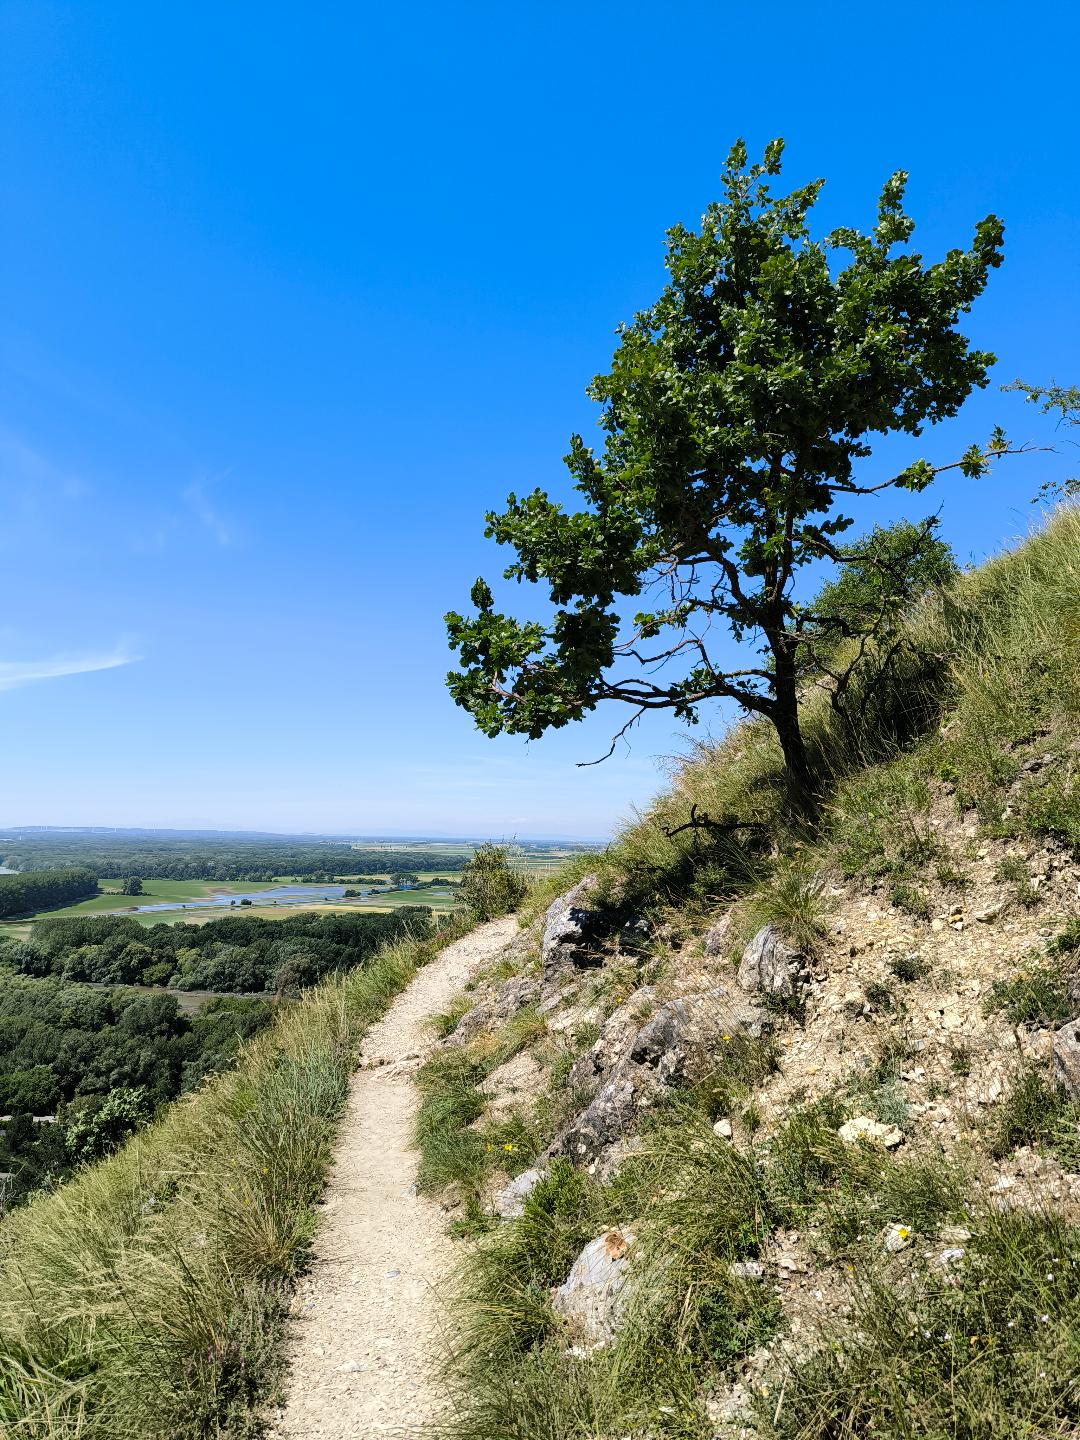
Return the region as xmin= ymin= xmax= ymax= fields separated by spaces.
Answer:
xmin=20 ymin=878 xmax=279 ymax=921
xmin=988 ymin=1064 xmax=1080 ymax=1166
xmin=414 ymin=1004 xmax=548 ymax=1210
xmin=985 ymin=963 xmax=1070 ymax=1026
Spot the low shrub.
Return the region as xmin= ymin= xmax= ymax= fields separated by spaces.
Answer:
xmin=889 ymin=951 xmax=929 ymax=983
xmin=989 ymin=1064 xmax=1080 ymax=1165
xmin=744 ymin=858 xmax=831 ymax=954
xmin=460 ymin=844 xmax=530 ymax=922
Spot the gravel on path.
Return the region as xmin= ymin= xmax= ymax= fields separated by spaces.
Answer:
xmin=269 ymin=915 xmax=519 ymax=1438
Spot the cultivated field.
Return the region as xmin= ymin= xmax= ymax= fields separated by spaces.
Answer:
xmin=11 ymin=878 xmax=278 ymax=921
xmin=0 ymin=844 xmax=584 ymax=933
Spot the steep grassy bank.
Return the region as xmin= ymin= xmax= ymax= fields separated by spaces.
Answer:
xmin=421 ymin=509 xmax=1080 ymax=1439
xmin=0 ymin=914 xmax=472 ymax=1439
xmin=593 ymin=505 xmax=1079 ymax=917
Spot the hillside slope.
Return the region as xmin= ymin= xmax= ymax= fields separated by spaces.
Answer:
xmin=415 ymin=509 xmax=1080 ymax=1439
xmin=0 ymin=916 xmax=478 ymax=1437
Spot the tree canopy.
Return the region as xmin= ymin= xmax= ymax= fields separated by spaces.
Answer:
xmin=0 ymin=868 xmax=98 ymax=919
xmin=446 ymin=140 xmax=1018 ymax=815
xmin=11 ymin=906 xmax=434 ymax=995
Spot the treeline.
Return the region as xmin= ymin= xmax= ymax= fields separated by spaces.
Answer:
xmin=0 ymin=867 xmax=98 ymax=919
xmin=0 ymin=835 xmax=470 ymax=881
xmin=0 ymin=973 xmax=273 ymax=1207
xmin=7 ymin=906 xmax=435 ymax=994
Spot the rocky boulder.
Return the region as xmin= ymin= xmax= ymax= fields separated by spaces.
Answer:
xmin=1053 ymin=1018 xmax=1080 ymax=1100
xmin=540 ymin=877 xmax=607 ymax=992
xmin=629 ymin=986 xmax=768 ymax=1083
xmin=566 ymin=986 xmax=657 ymax=1097
xmin=551 ymin=1227 xmax=636 ymax=1348
xmin=493 ymin=974 xmax=540 ymax=1019
xmin=838 ymin=1115 xmax=904 ymax=1148
xmin=443 ymin=973 xmax=539 ymax=1049
xmin=492 ymin=1166 xmax=546 ymax=1219
xmin=702 ymin=913 xmax=732 ymax=958
xmin=549 ymin=985 xmax=768 ymax=1166
xmin=737 ymin=924 xmax=805 ymax=998
xmin=547 ymin=1059 xmax=663 ymax=1167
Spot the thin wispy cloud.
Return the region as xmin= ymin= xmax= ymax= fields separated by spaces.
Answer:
xmin=183 ymin=477 xmax=234 ymax=547
xmin=0 ymin=647 xmax=140 ymax=693
xmin=0 ymin=424 xmax=91 ymax=528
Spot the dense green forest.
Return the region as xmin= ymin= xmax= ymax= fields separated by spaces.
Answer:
xmin=0 ymin=833 xmax=471 ymax=881
xmin=0 ymin=974 xmax=273 ymax=1207
xmin=0 ymin=905 xmax=437 ymax=1209
xmin=0 ymin=867 xmax=98 ymax=919
xmin=5 ymin=906 xmax=435 ymax=994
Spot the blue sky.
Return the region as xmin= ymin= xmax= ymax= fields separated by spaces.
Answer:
xmin=2 ymin=1 xmax=1077 ymax=839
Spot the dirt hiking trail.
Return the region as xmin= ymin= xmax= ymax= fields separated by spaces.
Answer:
xmin=270 ymin=915 xmax=518 ymax=1438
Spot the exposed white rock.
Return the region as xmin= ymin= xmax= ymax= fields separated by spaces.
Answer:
xmin=938 ymin=1225 xmax=972 ymax=1244
xmin=551 ymin=1227 xmax=636 ymax=1348
xmin=540 ymin=877 xmax=603 ymax=992
xmin=933 ymin=1246 xmax=966 ymax=1268
xmin=492 ymin=1166 xmax=545 ymax=1219
xmin=1053 ymin=1018 xmax=1080 ymax=1100
xmin=883 ymin=1223 xmax=913 ymax=1253
xmin=729 ymin=1259 xmax=764 ymax=1280
xmin=737 ymin=924 xmax=803 ymax=998
xmin=702 ymin=913 xmax=732 ymax=957
xmin=838 ymin=1116 xmax=904 ymax=1148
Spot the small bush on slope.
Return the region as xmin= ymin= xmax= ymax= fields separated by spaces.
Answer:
xmin=0 ymin=915 xmax=470 ymax=1439
xmin=985 ymin=961 xmax=1071 ymax=1026
xmin=460 ymin=844 xmax=530 ymax=922
xmin=988 ymin=1065 xmax=1080 ymax=1167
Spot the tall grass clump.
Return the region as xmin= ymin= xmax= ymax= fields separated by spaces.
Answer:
xmin=0 ymin=914 xmax=470 ymax=1439
xmin=414 ymin=1005 xmax=548 ymax=1216
xmin=441 ymin=1113 xmax=782 ymax=1440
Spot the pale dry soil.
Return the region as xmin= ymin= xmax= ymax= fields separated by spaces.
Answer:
xmin=270 ymin=915 xmax=518 ymax=1439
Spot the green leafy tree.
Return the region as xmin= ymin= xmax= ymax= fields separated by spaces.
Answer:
xmin=795 ymin=517 xmax=958 ymax=740
xmin=64 ymin=1086 xmax=155 ymax=1165
xmin=1005 ymin=380 xmax=1079 ymax=503
xmin=121 ymin=876 xmax=144 ymax=896
xmin=0 ymin=1065 xmax=60 ymax=1114
xmin=459 ymin=844 xmax=528 ymax=922
xmin=446 ymin=140 xmax=1023 ymax=818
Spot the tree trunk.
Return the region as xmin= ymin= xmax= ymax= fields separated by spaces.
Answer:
xmin=771 ymin=650 xmax=820 ymax=825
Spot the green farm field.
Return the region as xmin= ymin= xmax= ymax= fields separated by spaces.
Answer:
xmin=11 ymin=878 xmax=278 ymax=922
xmin=115 ymin=895 xmax=458 ymax=928
xmin=0 ymin=844 xmax=581 ymax=933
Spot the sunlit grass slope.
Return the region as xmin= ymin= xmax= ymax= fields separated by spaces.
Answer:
xmin=0 ymin=915 xmax=471 ymax=1438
